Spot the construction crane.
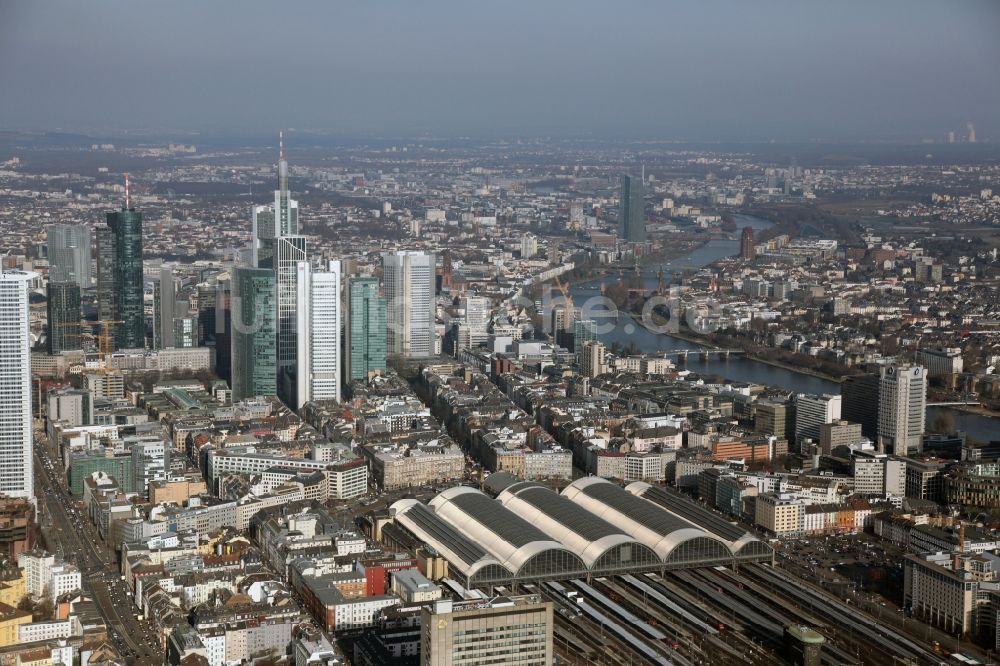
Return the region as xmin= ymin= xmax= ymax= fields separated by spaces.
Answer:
xmin=54 ymin=319 xmax=123 ymax=372
xmin=552 ymin=274 xmax=573 ymax=311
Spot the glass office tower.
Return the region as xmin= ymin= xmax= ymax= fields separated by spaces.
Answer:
xmin=231 ymin=266 xmax=277 ymax=401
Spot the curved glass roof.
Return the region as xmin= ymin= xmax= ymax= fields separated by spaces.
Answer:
xmin=430 ymin=486 xmax=587 ymax=576
xmin=627 ymin=481 xmax=749 ymax=542
xmin=390 ymin=498 xmax=511 ymax=581
xmin=562 ymin=477 xmax=734 ymax=562
xmin=498 ymin=481 xmax=659 ymax=568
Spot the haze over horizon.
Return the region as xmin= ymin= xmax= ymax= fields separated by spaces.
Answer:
xmin=2 ymin=0 xmax=999 ymax=141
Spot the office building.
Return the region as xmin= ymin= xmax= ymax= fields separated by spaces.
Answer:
xmin=420 ymin=596 xmax=553 ymax=666
xmin=47 ymin=388 xmax=92 ymax=428
xmin=95 ymin=226 xmax=115 ymax=322
xmin=0 ymin=271 xmax=37 ymax=501
xmin=904 ymin=553 xmax=978 ymax=635
xmin=46 ymin=224 xmax=91 ymax=288
xmin=755 ymin=493 xmax=804 ymax=536
xmin=383 ymin=251 xmax=435 ymax=358
xmin=793 ymin=394 xmax=841 ymax=448
xmin=740 ymin=226 xmax=755 ymax=260
xmin=173 ymin=317 xmax=196 ymax=348
xmin=916 ymin=348 xmax=964 ymax=377
xmin=852 ymin=451 xmax=905 ymax=497
xmin=106 ymin=201 xmax=145 ymax=349
xmin=296 ymin=260 xmax=342 ymax=408
xmin=231 ymin=267 xmax=277 ymax=401
xmin=213 ymin=279 xmax=232 ymax=381
xmin=878 ymin=365 xmax=926 ymax=456
xmin=46 ymin=281 xmax=81 ymax=354
xmin=819 ymin=420 xmax=863 ymax=455
xmin=521 ymin=233 xmax=538 ymax=259
xmin=841 ymin=372 xmax=880 ymax=439
xmin=345 ymin=277 xmax=386 ymax=382
xmin=581 ymin=340 xmax=607 ymax=378
xmin=619 ymin=174 xmax=646 ymax=242
xmin=573 ymin=319 xmax=597 ymax=357
xmin=251 ymin=132 xmax=299 ymax=269
xmin=755 ymin=399 xmax=791 ymax=439
xmin=154 ymin=266 xmax=177 ymax=349
xmin=276 ymin=236 xmax=307 ymax=406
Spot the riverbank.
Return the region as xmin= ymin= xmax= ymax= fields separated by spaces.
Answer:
xmin=641 ymin=310 xmax=848 ymax=385
xmin=554 ymin=237 xmax=712 ymax=292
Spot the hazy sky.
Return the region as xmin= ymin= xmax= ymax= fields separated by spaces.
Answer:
xmin=2 ymin=0 xmax=998 ymax=140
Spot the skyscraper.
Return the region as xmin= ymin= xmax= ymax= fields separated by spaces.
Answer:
xmin=106 ymin=195 xmax=145 ymax=349
xmin=878 ymin=364 xmax=927 ymax=456
xmin=251 ymin=131 xmax=299 ymax=269
xmin=154 ymin=266 xmax=177 ymax=349
xmin=841 ymin=372 xmax=880 ymax=439
xmin=793 ymin=393 xmax=842 ymax=448
xmin=383 ymin=251 xmax=436 ymax=358
xmin=619 ymin=174 xmax=646 ymax=242
xmin=95 ymin=226 xmax=115 ymax=322
xmin=573 ymin=319 xmax=597 ymax=357
xmin=740 ymin=226 xmax=756 ymax=260
xmin=0 ymin=271 xmax=37 ymax=501
xmin=231 ymin=266 xmax=277 ymax=401
xmin=46 ymin=224 xmax=92 ymax=288
xmin=345 ymin=276 xmax=386 ymax=383
xmin=276 ymin=235 xmax=307 ymax=406
xmin=295 ymin=260 xmax=342 ymax=408
xmin=47 ymin=281 xmax=81 ymax=354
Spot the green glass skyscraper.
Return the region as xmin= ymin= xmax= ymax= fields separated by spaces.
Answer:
xmin=106 ymin=205 xmax=145 ymax=348
xmin=345 ymin=276 xmax=387 ymax=382
xmin=47 ymin=281 xmax=82 ymax=354
xmin=619 ymin=174 xmax=646 ymax=242
xmin=231 ymin=266 xmax=277 ymax=401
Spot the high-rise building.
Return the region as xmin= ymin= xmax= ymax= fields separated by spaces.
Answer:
xmin=521 ymin=233 xmax=538 ymax=259
xmin=154 ymin=266 xmax=177 ymax=349
xmin=793 ymin=394 xmax=842 ymax=448
xmin=296 ymin=260 xmax=342 ymax=408
xmin=383 ymin=251 xmax=436 ymax=358
xmin=46 ymin=224 xmax=91 ymax=288
xmin=878 ymin=364 xmax=927 ymax=456
xmin=420 ymin=596 xmax=553 ymax=666
xmin=841 ymin=372 xmax=880 ymax=439
xmin=0 ymin=271 xmax=37 ymax=502
xmin=573 ymin=319 xmax=597 ymax=357
xmin=619 ymin=174 xmax=646 ymax=242
xmin=251 ymin=132 xmax=299 ymax=268
xmin=581 ymin=340 xmax=607 ymax=378
xmin=173 ymin=317 xmax=197 ymax=348
xmin=276 ymin=236 xmax=307 ymax=406
xmin=740 ymin=226 xmax=756 ymax=260
xmin=213 ymin=279 xmax=232 ymax=382
xmin=195 ymin=283 xmax=218 ymax=348
xmin=46 ymin=281 xmax=81 ymax=354
xmin=754 ymin=399 xmax=791 ymax=439
xmin=95 ymin=226 xmax=115 ymax=322
xmin=106 ymin=201 xmax=144 ymax=349
xmin=231 ymin=266 xmax=277 ymax=401
xmin=345 ymin=277 xmax=386 ymax=383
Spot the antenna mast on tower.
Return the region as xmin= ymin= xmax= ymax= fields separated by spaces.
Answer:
xmin=124 ymin=173 xmax=130 ymax=209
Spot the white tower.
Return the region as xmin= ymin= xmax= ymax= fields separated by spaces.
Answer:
xmin=383 ymin=251 xmax=436 ymax=358
xmin=296 ymin=260 xmax=342 ymax=408
xmin=0 ymin=271 xmax=37 ymax=502
xmin=878 ymin=365 xmax=927 ymax=456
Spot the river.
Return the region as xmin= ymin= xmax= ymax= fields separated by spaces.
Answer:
xmin=569 ymin=214 xmax=999 ymax=442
